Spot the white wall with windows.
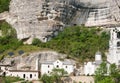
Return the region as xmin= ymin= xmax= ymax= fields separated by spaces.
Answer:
xmin=41 ymin=60 xmax=75 ymax=75
xmin=7 ymin=70 xmax=39 ymax=80
xmin=107 ymin=27 xmax=120 ymax=66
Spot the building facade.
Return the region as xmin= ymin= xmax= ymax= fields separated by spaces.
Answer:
xmin=8 ymin=70 xmax=39 ymax=81
xmin=84 ymin=51 xmax=102 ymax=75
xmin=107 ymin=27 xmax=120 ymax=66
xmin=41 ymin=60 xmax=75 ymax=75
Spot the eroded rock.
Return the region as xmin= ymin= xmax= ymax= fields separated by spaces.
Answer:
xmin=0 ymin=0 xmax=120 ymax=44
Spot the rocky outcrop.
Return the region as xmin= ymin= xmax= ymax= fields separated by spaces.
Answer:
xmin=6 ymin=0 xmax=77 ymax=44
xmin=1 ymin=51 xmax=66 ymax=70
xmin=0 ymin=0 xmax=120 ymax=44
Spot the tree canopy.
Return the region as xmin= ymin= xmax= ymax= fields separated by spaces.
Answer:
xmin=95 ymin=62 xmax=120 ymax=83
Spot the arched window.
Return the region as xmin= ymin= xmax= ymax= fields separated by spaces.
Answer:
xmin=117 ymin=42 xmax=120 ymax=47
xmin=56 ymin=65 xmax=59 ymax=68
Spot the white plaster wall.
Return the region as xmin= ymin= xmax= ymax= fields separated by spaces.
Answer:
xmin=84 ymin=62 xmax=95 ymax=75
xmin=41 ymin=60 xmax=74 ymax=75
xmin=63 ymin=65 xmax=74 ymax=74
xmin=108 ymin=27 xmax=120 ymax=65
xmin=41 ymin=64 xmax=54 ymax=75
xmin=8 ymin=71 xmax=39 ymax=80
xmin=53 ymin=60 xmax=63 ymax=68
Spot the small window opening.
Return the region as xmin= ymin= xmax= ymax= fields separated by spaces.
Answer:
xmin=23 ymin=74 xmax=25 ymax=78
xmin=30 ymin=74 xmax=32 ymax=78
xmin=66 ymin=66 xmax=67 ymax=68
xmin=117 ymin=42 xmax=120 ymax=47
xmin=56 ymin=65 xmax=59 ymax=68
xmin=117 ymin=32 xmax=120 ymax=39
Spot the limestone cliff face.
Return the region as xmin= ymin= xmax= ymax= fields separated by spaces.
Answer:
xmin=1 ymin=51 xmax=66 ymax=70
xmin=0 ymin=0 xmax=120 ymax=44
xmin=6 ymin=0 xmax=77 ymax=44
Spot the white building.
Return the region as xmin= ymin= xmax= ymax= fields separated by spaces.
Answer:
xmin=84 ymin=62 xmax=95 ymax=75
xmin=84 ymin=51 xmax=102 ymax=75
xmin=0 ymin=59 xmax=40 ymax=81
xmin=107 ymin=27 xmax=120 ymax=67
xmin=8 ymin=70 xmax=39 ymax=81
xmin=41 ymin=60 xmax=75 ymax=75
xmin=0 ymin=64 xmax=11 ymax=76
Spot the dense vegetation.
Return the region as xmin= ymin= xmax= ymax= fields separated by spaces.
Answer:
xmin=0 ymin=21 xmax=22 ymax=55
xmin=0 ymin=76 xmax=24 ymax=83
xmin=0 ymin=0 xmax=10 ymax=13
xmin=41 ymin=68 xmax=67 ymax=83
xmin=32 ymin=26 xmax=109 ymax=62
xmin=95 ymin=62 xmax=120 ymax=83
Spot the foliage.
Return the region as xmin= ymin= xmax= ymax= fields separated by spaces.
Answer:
xmin=41 ymin=68 xmax=67 ymax=83
xmin=32 ymin=38 xmax=42 ymax=46
xmin=0 ymin=21 xmax=22 ymax=54
xmin=97 ymin=77 xmax=114 ymax=83
xmin=41 ymin=74 xmax=54 ymax=83
xmin=109 ymin=64 xmax=120 ymax=83
xmin=95 ymin=62 xmax=108 ymax=82
xmin=32 ymin=26 xmax=109 ymax=62
xmin=0 ymin=76 xmax=24 ymax=83
xmin=0 ymin=0 xmax=10 ymax=13
xmin=95 ymin=62 xmax=120 ymax=83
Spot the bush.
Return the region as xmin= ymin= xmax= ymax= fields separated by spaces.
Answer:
xmin=32 ymin=38 xmax=41 ymax=46
xmin=0 ymin=0 xmax=10 ymax=13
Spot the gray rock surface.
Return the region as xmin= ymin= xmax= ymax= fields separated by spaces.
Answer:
xmin=1 ymin=51 xmax=66 ymax=70
xmin=0 ymin=0 xmax=120 ymax=44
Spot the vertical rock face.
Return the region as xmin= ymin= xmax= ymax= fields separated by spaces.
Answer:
xmin=0 ymin=0 xmax=119 ymax=44
xmin=110 ymin=0 xmax=120 ymax=23
xmin=6 ymin=0 xmax=77 ymax=44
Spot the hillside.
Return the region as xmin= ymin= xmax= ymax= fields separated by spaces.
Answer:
xmin=32 ymin=26 xmax=109 ymax=62
xmin=0 ymin=0 xmax=110 ymax=62
xmin=0 ymin=21 xmax=109 ymax=62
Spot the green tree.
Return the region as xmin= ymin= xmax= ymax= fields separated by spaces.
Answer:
xmin=50 ymin=68 xmax=68 ymax=83
xmin=41 ymin=74 xmax=54 ymax=83
xmin=109 ymin=64 xmax=120 ymax=83
xmin=95 ymin=62 xmax=107 ymax=82
xmin=0 ymin=0 xmax=10 ymax=13
xmin=41 ymin=68 xmax=67 ymax=83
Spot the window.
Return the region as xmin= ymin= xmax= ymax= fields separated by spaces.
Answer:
xmin=117 ymin=32 xmax=120 ymax=39
xmin=48 ymin=65 xmax=50 ymax=68
xmin=56 ymin=65 xmax=59 ymax=68
xmin=117 ymin=42 xmax=120 ymax=47
xmin=48 ymin=71 xmax=50 ymax=73
xmin=66 ymin=66 xmax=67 ymax=68
xmin=23 ymin=74 xmax=25 ymax=78
xmin=30 ymin=74 xmax=32 ymax=78
xmin=34 ymin=74 xmax=36 ymax=77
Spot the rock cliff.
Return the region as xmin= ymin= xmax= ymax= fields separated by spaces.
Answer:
xmin=1 ymin=51 xmax=67 ymax=70
xmin=0 ymin=0 xmax=120 ymax=44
